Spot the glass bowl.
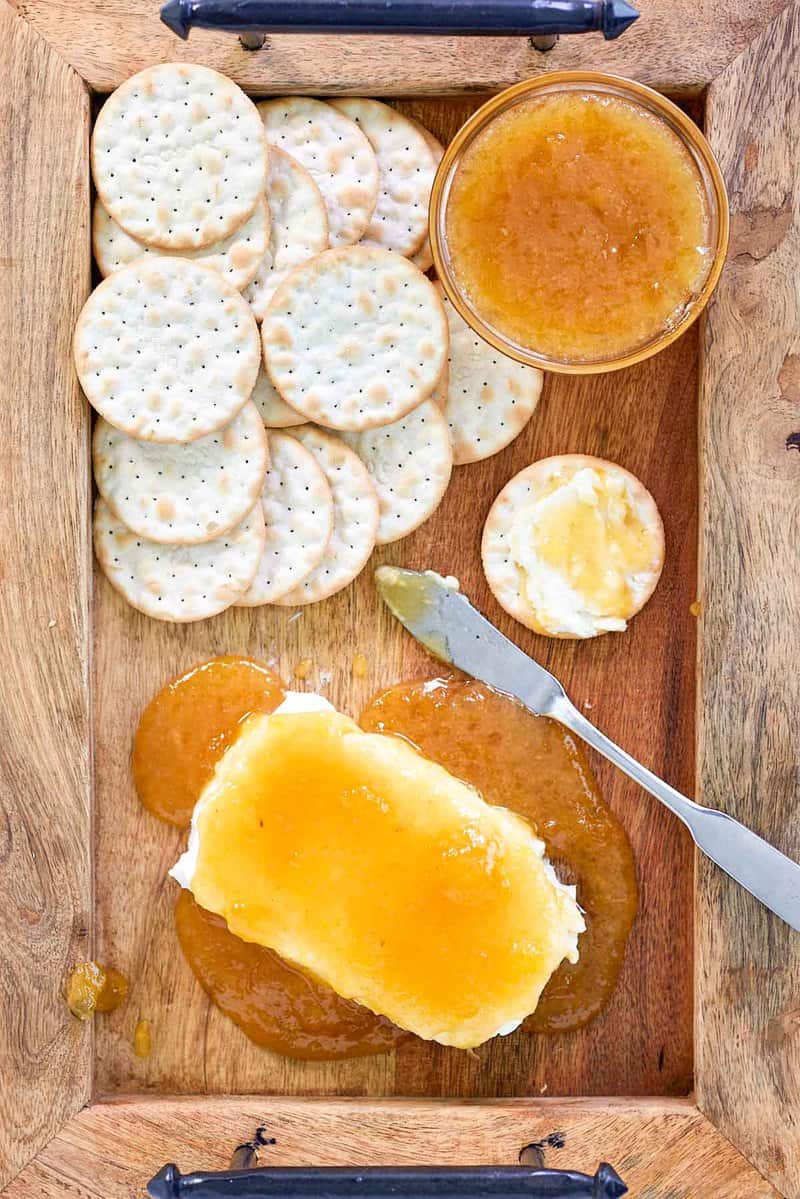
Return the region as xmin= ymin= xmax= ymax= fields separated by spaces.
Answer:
xmin=429 ymin=71 xmax=729 ymax=374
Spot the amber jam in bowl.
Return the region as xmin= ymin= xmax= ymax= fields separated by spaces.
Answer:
xmin=430 ymin=72 xmax=729 ymax=374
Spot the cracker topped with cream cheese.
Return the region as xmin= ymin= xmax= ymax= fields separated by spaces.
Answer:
xmin=482 ymin=454 xmax=665 ymax=639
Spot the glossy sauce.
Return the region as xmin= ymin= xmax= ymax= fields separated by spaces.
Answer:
xmin=176 ymin=891 xmax=403 ymax=1060
xmin=446 ymin=91 xmax=711 ymax=362
xmin=133 ymin=1018 xmax=153 ymax=1058
xmin=65 ymin=961 xmax=129 ymax=1020
xmin=360 ymin=678 xmax=638 ymax=1032
xmin=136 ymin=657 xmax=636 ymax=1051
xmin=183 ymin=706 xmax=582 ymax=1048
xmin=133 ymin=656 xmax=284 ymax=827
xmin=136 ymin=656 xmax=399 ymax=1059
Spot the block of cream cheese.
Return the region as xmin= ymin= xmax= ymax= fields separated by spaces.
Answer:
xmin=171 ymin=693 xmax=584 ymax=1048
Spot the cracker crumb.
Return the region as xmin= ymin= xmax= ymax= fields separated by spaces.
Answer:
xmin=352 ymin=652 xmax=369 ymax=678
xmin=294 ymin=657 xmax=313 ymax=680
xmin=47 ymin=619 xmax=57 ymax=629
xmin=689 ymin=600 xmax=702 ymax=617
xmin=583 ymin=700 xmax=593 ymax=710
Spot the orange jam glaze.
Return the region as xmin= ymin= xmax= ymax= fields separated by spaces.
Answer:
xmin=136 ymin=658 xmax=636 ymax=1053
xmin=445 ymin=90 xmax=711 ymax=362
xmin=176 ymin=891 xmax=403 ymax=1060
xmin=135 ymin=656 xmax=401 ymax=1059
xmin=360 ymin=678 xmax=638 ymax=1033
xmin=133 ymin=656 xmax=285 ymax=827
xmin=65 ymin=961 xmax=129 ymax=1020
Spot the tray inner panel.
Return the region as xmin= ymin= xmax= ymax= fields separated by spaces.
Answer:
xmin=93 ymin=94 xmax=698 ymax=1100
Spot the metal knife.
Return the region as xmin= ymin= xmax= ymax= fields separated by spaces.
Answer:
xmin=375 ymin=566 xmax=800 ymax=932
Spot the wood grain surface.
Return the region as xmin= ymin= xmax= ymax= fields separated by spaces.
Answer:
xmin=697 ymin=5 xmax=800 ymax=1197
xmin=15 ymin=0 xmax=788 ymax=95
xmin=92 ymin=96 xmax=698 ymax=1103
xmin=0 ymin=2 xmax=92 ymax=1189
xmin=3 ymin=1 xmax=798 ymax=1193
xmin=4 ymin=1097 xmax=779 ymax=1198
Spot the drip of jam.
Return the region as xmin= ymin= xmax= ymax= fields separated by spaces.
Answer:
xmin=175 ymin=891 xmax=403 ymax=1060
xmin=360 ymin=677 xmax=638 ymax=1033
xmin=133 ymin=655 xmax=284 ymax=828
xmin=133 ymin=1018 xmax=153 ymax=1057
xmin=65 ymin=961 xmax=129 ymax=1020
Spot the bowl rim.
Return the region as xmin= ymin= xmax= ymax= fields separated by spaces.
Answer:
xmin=429 ymin=70 xmax=731 ymax=375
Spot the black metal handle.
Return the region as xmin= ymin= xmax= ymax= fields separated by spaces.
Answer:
xmin=160 ymin=0 xmax=639 ymax=41
xmin=149 ymin=1163 xmax=627 ymax=1199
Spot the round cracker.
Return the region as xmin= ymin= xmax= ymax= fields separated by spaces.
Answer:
xmin=273 ymin=427 xmax=379 ymax=605
xmin=440 ymin=288 xmax=543 ymax=464
xmin=481 ymin=454 xmax=665 ymax=639
xmin=93 ymin=402 xmax=268 ymax=545
xmin=330 ymin=98 xmax=436 ymax=257
xmin=92 ymin=63 xmax=268 ymax=251
xmin=94 ymin=497 xmax=265 ymax=623
xmin=341 ymin=401 xmax=452 ymax=545
xmin=262 ymin=246 xmax=448 ymax=431
xmin=244 ymin=147 xmax=329 ymax=322
xmin=92 ymin=196 xmax=270 ymax=292
xmin=431 ymin=357 xmax=450 ymax=409
xmin=410 ymin=240 xmax=434 ymax=274
xmin=237 ymin=430 xmax=334 ymax=606
xmin=74 ymin=257 xmax=261 ymax=443
xmin=407 ymin=120 xmax=443 ymax=271
xmin=251 ymin=364 xmax=306 ymax=429
xmin=258 ymin=98 xmax=378 ymax=247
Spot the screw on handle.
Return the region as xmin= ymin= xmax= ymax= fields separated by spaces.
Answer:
xmin=160 ymin=0 xmax=639 ymax=41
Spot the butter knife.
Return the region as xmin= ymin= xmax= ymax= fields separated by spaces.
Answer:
xmin=375 ymin=566 xmax=800 ymax=932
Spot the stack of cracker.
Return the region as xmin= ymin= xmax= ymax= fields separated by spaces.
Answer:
xmin=74 ymin=65 xmax=544 ymax=623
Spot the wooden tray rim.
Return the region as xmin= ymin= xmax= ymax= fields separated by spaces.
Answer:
xmin=2 ymin=0 xmax=798 ymax=1194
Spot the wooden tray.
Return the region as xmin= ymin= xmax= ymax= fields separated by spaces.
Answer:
xmin=2 ymin=2 xmax=798 ymax=1195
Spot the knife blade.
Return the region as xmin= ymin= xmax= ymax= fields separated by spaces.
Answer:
xmin=375 ymin=566 xmax=800 ymax=932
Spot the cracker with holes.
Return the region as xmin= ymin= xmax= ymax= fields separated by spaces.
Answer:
xmin=92 ymin=63 xmax=268 ymax=251
xmin=258 ymin=98 xmax=378 ymax=247
xmin=408 ymin=121 xmax=444 ymax=272
xmin=251 ymin=365 xmax=306 ymax=429
xmin=93 ymin=402 xmax=268 ymax=545
xmin=94 ymin=497 xmax=265 ymax=622
xmin=74 ymin=257 xmax=261 ymax=443
xmin=440 ymin=288 xmax=544 ymax=464
xmin=237 ymin=430 xmax=334 ymax=606
xmin=341 ymin=401 xmax=452 ymax=544
xmin=262 ymin=246 xmax=448 ymax=431
xmin=273 ymin=427 xmax=379 ymax=605
xmin=330 ymin=99 xmax=437 ymax=257
xmin=481 ymin=455 xmax=665 ymax=640
xmin=244 ymin=147 xmax=329 ymax=322
xmin=92 ymin=196 xmax=270 ymax=292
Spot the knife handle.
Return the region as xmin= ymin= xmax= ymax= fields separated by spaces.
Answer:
xmin=550 ymin=696 xmax=800 ymax=932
